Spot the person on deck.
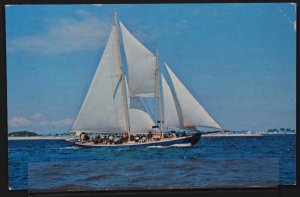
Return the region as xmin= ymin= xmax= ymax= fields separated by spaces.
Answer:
xmin=135 ymin=135 xmax=140 ymax=143
xmin=80 ymin=132 xmax=85 ymax=143
xmin=124 ymin=134 xmax=129 ymax=142
xmin=160 ymin=132 xmax=164 ymax=139
xmin=147 ymin=131 xmax=152 ymax=141
xmin=130 ymin=135 xmax=134 ymax=141
xmin=93 ymin=135 xmax=100 ymax=144
xmin=108 ymin=135 xmax=113 ymax=144
xmin=84 ymin=133 xmax=90 ymax=141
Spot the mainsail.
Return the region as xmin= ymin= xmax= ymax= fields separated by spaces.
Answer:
xmin=72 ymin=24 xmax=127 ymax=132
xmin=120 ymin=21 xmax=157 ymax=97
xmin=165 ymin=63 xmax=221 ymax=129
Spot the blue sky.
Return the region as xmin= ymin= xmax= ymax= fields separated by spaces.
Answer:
xmin=5 ymin=3 xmax=296 ymax=134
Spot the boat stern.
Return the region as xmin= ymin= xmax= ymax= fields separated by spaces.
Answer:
xmin=189 ymin=132 xmax=201 ymax=145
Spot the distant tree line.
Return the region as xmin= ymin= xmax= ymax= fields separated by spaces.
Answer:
xmin=8 ymin=131 xmax=39 ymax=137
xmin=267 ymin=128 xmax=295 ymax=132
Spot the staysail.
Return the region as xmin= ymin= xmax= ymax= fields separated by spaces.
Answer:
xmin=124 ymin=77 xmax=158 ymax=133
xmin=72 ymin=24 xmax=127 ymax=132
xmin=120 ymin=21 xmax=157 ymax=97
xmin=165 ymin=63 xmax=222 ymax=129
xmin=161 ymin=74 xmax=180 ymax=128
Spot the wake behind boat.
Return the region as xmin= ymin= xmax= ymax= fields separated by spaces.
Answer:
xmin=68 ymin=12 xmax=222 ymax=148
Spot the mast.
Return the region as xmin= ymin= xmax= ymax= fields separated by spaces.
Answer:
xmin=155 ymin=49 xmax=164 ymax=133
xmin=114 ymin=12 xmax=130 ymax=135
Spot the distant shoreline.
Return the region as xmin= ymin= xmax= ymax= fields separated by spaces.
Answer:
xmin=202 ymin=133 xmax=295 ymax=137
xmin=7 ymin=133 xmax=295 ymax=140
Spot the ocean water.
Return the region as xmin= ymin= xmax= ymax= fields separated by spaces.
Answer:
xmin=8 ymin=135 xmax=296 ymax=191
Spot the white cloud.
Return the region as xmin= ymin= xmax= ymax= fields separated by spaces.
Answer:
xmin=8 ymin=10 xmax=111 ymax=54
xmin=92 ymin=4 xmax=103 ymax=6
xmin=51 ymin=119 xmax=74 ymax=126
xmin=294 ymin=20 xmax=297 ymax=32
xmin=75 ymin=9 xmax=94 ymax=18
xmin=36 ymin=120 xmax=49 ymax=126
xmin=9 ymin=114 xmax=73 ymax=128
xmin=32 ymin=112 xmax=44 ymax=120
xmin=38 ymin=119 xmax=74 ymax=127
xmin=9 ymin=117 xmax=33 ymax=127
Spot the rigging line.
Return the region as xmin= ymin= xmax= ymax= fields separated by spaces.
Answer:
xmin=122 ymin=26 xmax=133 ymax=94
xmin=140 ymin=97 xmax=155 ymax=122
xmin=109 ymin=47 xmax=120 ymax=128
xmin=113 ymin=78 xmax=121 ymax=128
xmin=115 ymin=15 xmax=130 ymax=133
xmin=154 ymin=68 xmax=158 ymax=125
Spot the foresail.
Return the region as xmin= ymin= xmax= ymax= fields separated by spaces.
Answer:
xmin=165 ymin=63 xmax=222 ymax=129
xmin=120 ymin=21 xmax=156 ymax=97
xmin=72 ymin=25 xmax=127 ymax=132
xmin=161 ymin=74 xmax=180 ymax=128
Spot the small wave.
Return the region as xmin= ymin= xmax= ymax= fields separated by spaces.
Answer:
xmin=148 ymin=145 xmax=168 ymax=149
xmin=148 ymin=143 xmax=191 ymax=149
xmin=116 ymin=148 xmax=134 ymax=152
xmin=170 ymin=143 xmax=192 ymax=147
xmin=60 ymin=146 xmax=80 ymax=150
xmin=123 ymin=173 xmax=133 ymax=176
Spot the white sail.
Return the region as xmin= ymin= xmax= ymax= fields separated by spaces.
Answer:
xmin=72 ymin=25 xmax=127 ymax=132
xmin=129 ymin=96 xmax=148 ymax=113
xmin=124 ymin=77 xmax=157 ymax=133
xmin=129 ymin=109 xmax=158 ymax=134
xmin=120 ymin=21 xmax=156 ymax=97
xmin=165 ymin=63 xmax=222 ymax=129
xmin=161 ymin=74 xmax=180 ymax=128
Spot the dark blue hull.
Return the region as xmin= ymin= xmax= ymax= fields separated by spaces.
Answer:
xmin=69 ymin=133 xmax=201 ymax=148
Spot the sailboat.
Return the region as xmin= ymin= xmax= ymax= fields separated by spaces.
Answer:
xmin=68 ymin=13 xmax=222 ymax=148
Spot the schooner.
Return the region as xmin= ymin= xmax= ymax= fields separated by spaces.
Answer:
xmin=69 ymin=13 xmax=222 ymax=147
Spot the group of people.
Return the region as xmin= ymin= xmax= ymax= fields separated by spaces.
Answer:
xmin=93 ymin=133 xmax=129 ymax=144
xmin=164 ymin=130 xmax=187 ymax=138
xmin=132 ymin=132 xmax=160 ymax=143
xmin=76 ymin=130 xmax=188 ymax=145
xmin=77 ymin=133 xmax=129 ymax=144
